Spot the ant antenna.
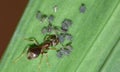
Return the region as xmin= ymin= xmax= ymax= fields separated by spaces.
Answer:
xmin=24 ymin=38 xmax=39 ymax=45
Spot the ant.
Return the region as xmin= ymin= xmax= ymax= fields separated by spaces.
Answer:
xmin=14 ymin=34 xmax=59 ymax=69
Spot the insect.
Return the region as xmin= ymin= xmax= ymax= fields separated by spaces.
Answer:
xmin=80 ymin=3 xmax=86 ymax=13
xmin=56 ymin=42 xmax=73 ymax=58
xmin=61 ymin=19 xmax=72 ymax=32
xmin=36 ymin=11 xmax=42 ymax=20
xmin=48 ymin=15 xmax=54 ymax=23
xmin=36 ymin=10 xmax=47 ymax=23
xmin=35 ymin=10 xmax=73 ymax=59
xmin=14 ymin=34 xmax=59 ymax=68
xmin=58 ymin=33 xmax=72 ymax=43
xmin=41 ymin=25 xmax=53 ymax=35
xmin=27 ymin=34 xmax=59 ymax=60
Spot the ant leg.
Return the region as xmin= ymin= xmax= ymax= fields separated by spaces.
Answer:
xmin=24 ymin=37 xmax=39 ymax=45
xmin=45 ymin=54 xmax=50 ymax=67
xmin=38 ymin=54 xmax=44 ymax=71
xmin=13 ymin=45 xmax=29 ymax=63
xmin=50 ymin=48 xmax=57 ymax=50
xmin=44 ymin=34 xmax=50 ymax=41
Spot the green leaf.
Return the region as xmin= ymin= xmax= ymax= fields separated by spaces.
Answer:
xmin=0 ymin=0 xmax=120 ymax=72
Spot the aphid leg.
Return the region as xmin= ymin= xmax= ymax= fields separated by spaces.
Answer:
xmin=38 ymin=54 xmax=44 ymax=71
xmin=13 ymin=45 xmax=29 ymax=63
xmin=45 ymin=54 xmax=50 ymax=67
xmin=24 ymin=37 xmax=39 ymax=45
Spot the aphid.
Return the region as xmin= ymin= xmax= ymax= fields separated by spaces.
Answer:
xmin=36 ymin=11 xmax=47 ymax=23
xmin=56 ymin=42 xmax=73 ymax=58
xmin=61 ymin=19 xmax=72 ymax=32
xmin=41 ymin=24 xmax=53 ymax=34
xmin=56 ymin=48 xmax=72 ymax=58
xmin=48 ymin=15 xmax=54 ymax=23
xmin=65 ymin=33 xmax=72 ymax=41
xmin=14 ymin=34 xmax=59 ymax=67
xmin=53 ymin=5 xmax=58 ymax=12
xmin=36 ymin=11 xmax=42 ymax=20
xmin=58 ymin=33 xmax=73 ymax=43
xmin=56 ymin=48 xmax=64 ymax=58
xmin=41 ymin=26 xmax=48 ymax=34
xmin=56 ymin=50 xmax=63 ymax=58
xmin=58 ymin=33 xmax=66 ymax=43
xmin=80 ymin=3 xmax=86 ymax=13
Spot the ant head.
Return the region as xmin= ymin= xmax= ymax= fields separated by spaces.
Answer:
xmin=27 ymin=45 xmax=40 ymax=60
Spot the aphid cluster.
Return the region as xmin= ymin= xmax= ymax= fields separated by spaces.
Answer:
xmin=36 ymin=10 xmax=73 ymax=58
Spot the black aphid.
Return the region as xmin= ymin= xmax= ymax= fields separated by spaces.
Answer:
xmin=65 ymin=33 xmax=72 ymax=41
xmin=61 ymin=48 xmax=71 ymax=55
xmin=58 ymin=33 xmax=66 ymax=43
xmin=36 ymin=11 xmax=42 ymax=20
xmin=36 ymin=11 xmax=48 ymax=23
xmin=56 ymin=48 xmax=72 ymax=58
xmin=58 ymin=33 xmax=72 ymax=43
xmin=48 ymin=15 xmax=54 ymax=23
xmin=56 ymin=42 xmax=73 ymax=58
xmin=61 ymin=19 xmax=72 ymax=32
xmin=80 ymin=3 xmax=86 ymax=13
xmin=56 ymin=49 xmax=63 ymax=58
xmin=41 ymin=25 xmax=53 ymax=34
xmin=41 ymin=26 xmax=48 ymax=34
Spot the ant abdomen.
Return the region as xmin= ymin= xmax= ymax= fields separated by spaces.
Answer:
xmin=27 ymin=45 xmax=41 ymax=60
